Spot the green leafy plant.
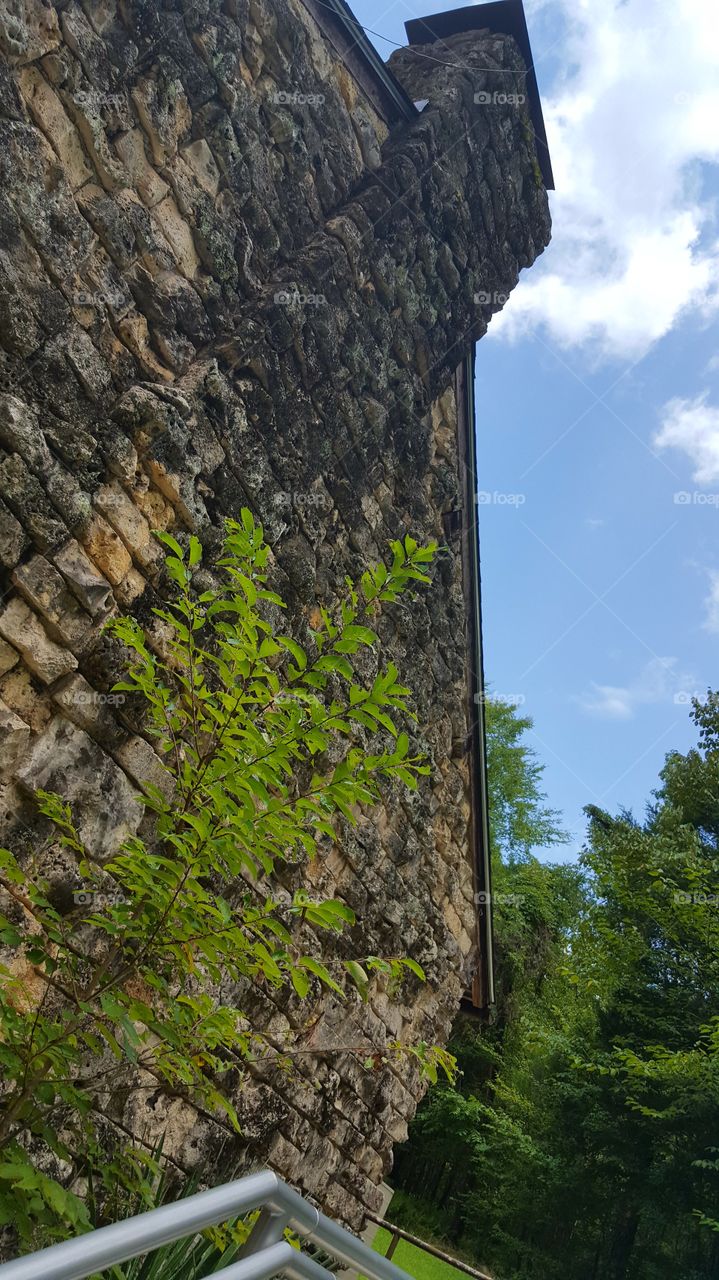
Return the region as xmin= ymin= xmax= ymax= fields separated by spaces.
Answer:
xmin=96 ymin=1161 xmax=255 ymax=1280
xmin=0 ymin=512 xmax=454 ymax=1250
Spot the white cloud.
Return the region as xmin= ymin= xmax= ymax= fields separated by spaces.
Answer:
xmin=703 ymin=571 xmax=719 ymax=633
xmin=491 ymin=0 xmax=719 ymax=360
xmin=577 ymin=656 xmax=691 ymax=718
xmin=654 ymin=392 xmax=719 ymax=483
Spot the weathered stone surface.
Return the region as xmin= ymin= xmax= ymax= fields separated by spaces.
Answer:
xmin=12 ymin=555 xmax=93 ymax=652
xmin=0 ymin=0 xmax=551 ymax=1229
xmin=93 ymin=479 xmax=158 ymax=568
xmin=0 ymin=698 xmax=30 ymax=772
xmin=0 ymin=453 xmax=68 ymax=553
xmin=53 ymin=540 xmax=113 ymax=617
xmin=14 ymin=717 xmax=142 ymax=857
xmin=0 ymin=638 xmax=19 ymax=677
xmin=51 ymin=672 xmax=126 ymax=750
xmin=0 ymin=395 xmax=51 ymax=476
xmin=0 ymin=666 xmax=52 ymax=734
xmin=0 ymin=597 xmax=77 ymax=684
xmin=17 ymin=65 xmax=93 ymax=190
xmin=114 ymin=734 xmax=173 ymax=799
xmin=0 ymin=497 xmax=27 ymax=567
xmin=82 ymin=514 xmax=133 ymax=586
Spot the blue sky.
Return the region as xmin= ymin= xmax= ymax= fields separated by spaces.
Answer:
xmin=351 ymin=0 xmax=719 ymax=858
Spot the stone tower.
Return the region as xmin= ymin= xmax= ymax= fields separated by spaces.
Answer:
xmin=0 ymin=0 xmax=551 ymax=1229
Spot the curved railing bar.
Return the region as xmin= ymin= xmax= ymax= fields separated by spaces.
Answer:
xmin=0 ymin=1169 xmax=416 ymax=1280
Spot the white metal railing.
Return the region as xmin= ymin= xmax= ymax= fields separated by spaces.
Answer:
xmin=0 ymin=1169 xmax=416 ymax=1280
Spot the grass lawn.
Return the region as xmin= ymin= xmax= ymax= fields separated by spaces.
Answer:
xmin=368 ymin=1226 xmax=472 ymax=1280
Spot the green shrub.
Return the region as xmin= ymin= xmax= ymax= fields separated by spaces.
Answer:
xmin=0 ymin=513 xmax=453 ymax=1250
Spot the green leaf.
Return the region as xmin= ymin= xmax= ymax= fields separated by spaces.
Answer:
xmin=278 ymin=636 xmax=307 ymax=671
xmin=154 ymin=531 xmax=185 ymax=559
xmin=291 ymin=968 xmax=311 ymax=998
xmin=298 ymin=957 xmax=344 ymax=994
xmin=342 ymin=625 xmax=377 ymax=646
xmin=344 ymin=960 xmax=369 ymax=1000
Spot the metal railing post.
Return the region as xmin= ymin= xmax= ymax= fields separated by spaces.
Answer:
xmin=239 ymin=1205 xmax=289 ymax=1257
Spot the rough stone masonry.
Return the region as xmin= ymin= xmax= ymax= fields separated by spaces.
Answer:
xmin=0 ymin=0 xmax=550 ymax=1229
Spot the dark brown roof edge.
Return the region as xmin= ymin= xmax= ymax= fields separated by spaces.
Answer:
xmin=298 ymin=0 xmax=417 ymax=124
xmin=405 ymin=0 xmax=555 ymax=190
xmin=456 ymin=349 xmax=495 ymax=1010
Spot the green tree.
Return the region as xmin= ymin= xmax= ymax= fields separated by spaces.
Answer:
xmin=484 ymin=696 xmax=567 ymax=863
xmin=391 ymin=697 xmax=576 ymax=1266
xmin=392 ymin=692 xmax=719 ymax=1280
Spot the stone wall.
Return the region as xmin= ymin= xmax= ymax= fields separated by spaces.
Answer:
xmin=0 ymin=0 xmax=550 ymax=1229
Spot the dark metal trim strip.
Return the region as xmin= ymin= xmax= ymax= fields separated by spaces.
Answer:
xmin=456 ymin=349 xmax=495 ymax=1009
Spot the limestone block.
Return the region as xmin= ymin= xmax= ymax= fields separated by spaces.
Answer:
xmin=0 ymin=638 xmax=19 ymax=676
xmin=114 ymin=566 xmax=148 ymax=606
xmin=0 ymin=497 xmax=27 ymax=568
xmin=114 ymin=128 xmax=170 ymax=208
xmin=129 ymin=269 xmax=211 ymax=351
xmin=43 ymin=456 xmax=93 ymax=533
xmin=15 ymin=716 xmax=142 ymax=857
xmin=82 ymin=0 xmax=117 ymax=37
xmin=64 ymin=327 xmax=113 ymax=399
xmin=265 ymin=1132 xmax=305 ymax=1182
xmin=12 ymin=554 xmax=93 ymax=652
xmin=22 ymin=0 xmax=62 ymax=62
xmin=130 ymin=481 xmax=175 ymax=531
xmin=51 ymin=672 xmax=125 ymax=750
xmin=115 ymin=735 xmax=173 ymax=800
xmin=53 ymin=539 xmax=113 ymax=617
xmin=0 ymin=597 xmax=77 ymax=684
xmin=151 ymin=195 xmax=200 ymax=280
xmin=121 ymin=1082 xmax=224 ymax=1169
xmin=0 ymin=667 xmax=53 ymax=733
xmin=103 ymin=430 xmax=138 ymax=486
xmin=322 ymin=1181 xmax=364 ymax=1232
xmin=180 ymin=139 xmax=221 ymax=197
xmin=1 ymin=0 xmax=60 ymax=63
xmin=144 ymin=453 xmax=208 ymax=530
xmin=117 ymin=314 xmax=174 ymax=382
xmin=369 ymin=990 xmax=404 ymax=1040
xmin=357 ymin=1145 xmax=385 ymax=1181
xmin=231 ymin=1081 xmax=290 ymax=1145
xmin=0 ymin=394 xmax=51 ymax=474
xmin=0 ymin=0 xmax=27 ymax=58
xmin=4 ymin=134 xmax=94 ymax=287
xmin=65 ymin=92 xmax=128 ymax=191
xmin=0 ymin=453 xmax=67 ymax=553
xmin=0 ymin=699 xmax=30 ymax=773
xmin=17 ymin=66 xmax=93 ymax=191
xmin=59 ymin=4 xmax=113 ymax=95
xmin=131 ymin=73 xmax=191 ymax=166
xmin=93 ymin=480 xmax=157 ymax=567
xmin=82 ymin=514 xmax=133 ymax=586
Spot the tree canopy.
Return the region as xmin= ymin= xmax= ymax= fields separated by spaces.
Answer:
xmin=391 ymin=693 xmax=719 ymax=1280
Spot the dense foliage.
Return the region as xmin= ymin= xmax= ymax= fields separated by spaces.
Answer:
xmin=392 ymin=694 xmax=719 ymax=1280
xmin=0 ymin=514 xmax=451 ymax=1251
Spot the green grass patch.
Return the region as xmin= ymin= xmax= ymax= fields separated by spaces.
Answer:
xmin=368 ymin=1227 xmax=470 ymax=1280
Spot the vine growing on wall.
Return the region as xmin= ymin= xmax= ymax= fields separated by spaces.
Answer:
xmin=0 ymin=511 xmax=454 ymax=1250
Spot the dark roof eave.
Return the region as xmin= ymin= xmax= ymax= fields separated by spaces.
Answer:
xmin=404 ymin=0 xmax=555 ymax=190
xmin=299 ymin=0 xmax=417 ymax=124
